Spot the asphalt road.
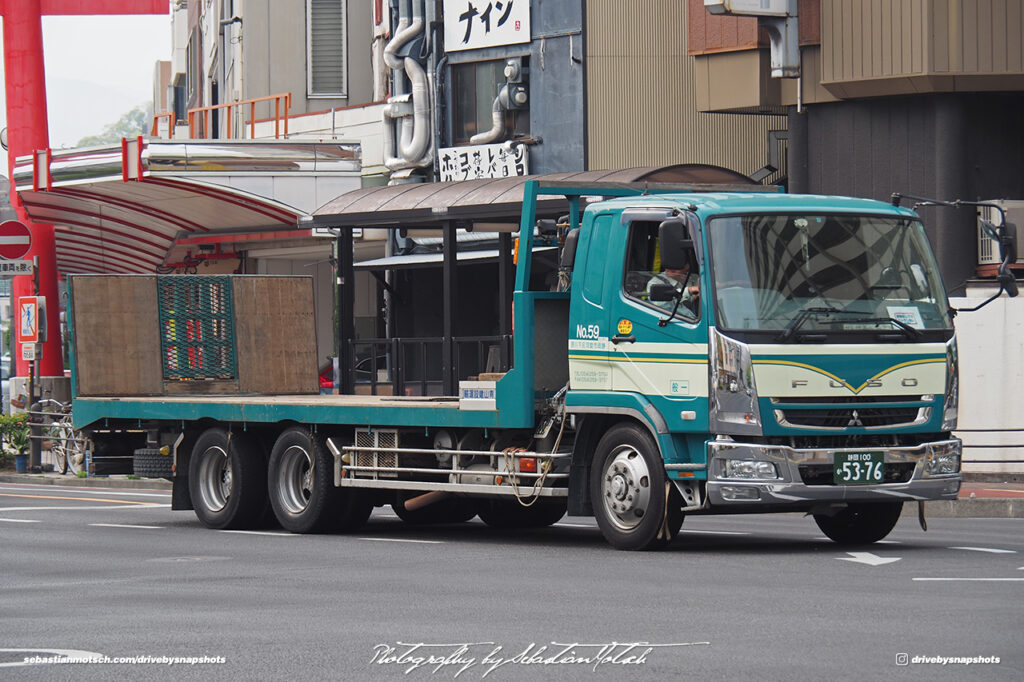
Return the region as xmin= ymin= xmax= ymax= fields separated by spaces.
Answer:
xmin=1 ymin=482 xmax=1021 ymax=681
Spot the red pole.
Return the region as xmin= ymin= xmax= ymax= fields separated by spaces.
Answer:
xmin=2 ymin=0 xmax=64 ymax=380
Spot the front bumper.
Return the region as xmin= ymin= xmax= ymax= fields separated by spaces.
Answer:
xmin=705 ymin=438 xmax=961 ymax=509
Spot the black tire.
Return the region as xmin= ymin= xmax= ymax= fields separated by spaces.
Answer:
xmin=590 ymin=422 xmax=677 ymax=550
xmin=188 ymin=428 xmax=268 ymax=530
xmin=133 ymin=447 xmax=173 ymax=478
xmin=476 ymin=497 xmax=566 ymax=529
xmin=392 ymin=493 xmax=478 ymax=525
xmin=268 ymin=428 xmax=372 ymax=533
xmin=814 ymin=501 xmax=904 ymax=545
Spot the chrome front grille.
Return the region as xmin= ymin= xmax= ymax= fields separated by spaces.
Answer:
xmin=771 ymin=396 xmax=931 ymax=430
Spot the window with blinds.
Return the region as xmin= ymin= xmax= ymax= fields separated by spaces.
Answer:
xmin=307 ymin=0 xmax=347 ymax=97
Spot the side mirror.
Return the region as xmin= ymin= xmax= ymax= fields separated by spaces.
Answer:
xmin=658 ymin=217 xmax=698 ymax=274
xmin=998 ymin=222 xmax=1018 ymax=298
xmin=536 ymin=218 xmax=558 ymax=237
xmin=649 ymin=282 xmax=677 ymax=302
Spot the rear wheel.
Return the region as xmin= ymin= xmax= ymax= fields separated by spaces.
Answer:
xmin=268 ymin=428 xmax=371 ymax=533
xmin=188 ymin=428 xmax=267 ymax=530
xmin=590 ymin=423 xmax=680 ymax=550
xmin=814 ymin=501 xmax=904 ymax=545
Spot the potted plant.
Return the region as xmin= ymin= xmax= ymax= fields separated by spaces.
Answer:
xmin=1 ymin=414 xmax=30 ymax=472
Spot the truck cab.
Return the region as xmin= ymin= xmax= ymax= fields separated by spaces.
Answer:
xmin=563 ymin=191 xmax=961 ymax=549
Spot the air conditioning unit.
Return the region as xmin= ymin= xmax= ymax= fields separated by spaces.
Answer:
xmin=977 ymin=199 xmax=1024 ymax=266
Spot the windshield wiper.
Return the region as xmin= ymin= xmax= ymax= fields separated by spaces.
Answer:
xmin=777 ymin=307 xmax=923 ymax=342
xmin=776 ymin=306 xmax=856 ymax=342
xmin=842 ymin=316 xmax=922 ymax=341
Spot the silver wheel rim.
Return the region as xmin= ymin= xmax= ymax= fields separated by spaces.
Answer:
xmin=198 ymin=446 xmax=232 ymax=512
xmin=600 ymin=445 xmax=652 ymax=531
xmin=279 ymin=444 xmax=314 ymax=515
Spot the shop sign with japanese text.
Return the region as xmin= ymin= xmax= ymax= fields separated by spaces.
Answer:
xmin=439 ymin=143 xmax=529 ymax=182
xmin=443 ymin=0 xmax=530 ymax=51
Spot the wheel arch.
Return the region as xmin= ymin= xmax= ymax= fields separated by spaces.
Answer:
xmin=567 ymin=404 xmax=672 ymax=517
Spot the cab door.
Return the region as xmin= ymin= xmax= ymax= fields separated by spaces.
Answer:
xmin=608 ymin=214 xmax=708 ymax=425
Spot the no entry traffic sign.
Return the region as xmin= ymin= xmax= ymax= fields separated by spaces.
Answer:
xmin=0 ymin=220 xmax=32 ymax=260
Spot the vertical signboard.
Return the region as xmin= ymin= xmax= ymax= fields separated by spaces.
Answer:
xmin=443 ymin=0 xmax=530 ymax=51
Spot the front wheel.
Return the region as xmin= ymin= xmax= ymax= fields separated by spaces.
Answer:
xmin=590 ymin=423 xmax=680 ymax=550
xmin=813 ymin=501 xmax=904 ymax=545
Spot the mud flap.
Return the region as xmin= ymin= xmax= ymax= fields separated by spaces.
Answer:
xmin=171 ymin=475 xmax=193 ymax=511
xmin=656 ymin=481 xmax=672 ymax=542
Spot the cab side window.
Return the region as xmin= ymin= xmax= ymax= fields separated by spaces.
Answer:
xmin=623 ymin=221 xmax=700 ymax=321
xmin=623 ymin=222 xmax=660 ymax=302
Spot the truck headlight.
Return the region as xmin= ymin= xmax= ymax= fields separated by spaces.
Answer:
xmin=709 ymin=328 xmax=763 ymax=435
xmin=723 ymin=459 xmax=779 ymax=480
xmin=941 ymin=338 xmax=958 ymax=431
xmin=926 ymin=450 xmax=960 ymax=475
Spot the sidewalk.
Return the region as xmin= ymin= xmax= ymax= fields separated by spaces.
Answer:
xmin=1 ymin=471 xmax=1021 ymax=518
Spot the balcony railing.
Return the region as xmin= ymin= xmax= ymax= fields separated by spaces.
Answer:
xmin=151 ymin=92 xmax=292 ymax=140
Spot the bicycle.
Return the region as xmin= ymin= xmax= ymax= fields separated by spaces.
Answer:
xmin=33 ymin=398 xmax=88 ymax=475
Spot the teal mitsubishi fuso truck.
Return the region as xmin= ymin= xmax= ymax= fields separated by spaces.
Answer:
xmin=66 ymin=181 xmax=1018 ymax=550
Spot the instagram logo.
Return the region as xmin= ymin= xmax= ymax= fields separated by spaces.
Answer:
xmin=896 ymin=653 xmax=910 ymax=666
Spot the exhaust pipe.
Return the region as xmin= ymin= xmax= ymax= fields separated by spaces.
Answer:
xmin=403 ymin=490 xmax=451 ymax=511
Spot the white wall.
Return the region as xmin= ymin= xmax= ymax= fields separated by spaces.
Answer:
xmin=950 ymin=290 xmax=1024 ymax=474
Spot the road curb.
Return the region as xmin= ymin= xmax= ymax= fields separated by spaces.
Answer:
xmin=900 ymin=499 xmax=1022 ymax=519
xmin=0 ymin=473 xmax=171 ymax=491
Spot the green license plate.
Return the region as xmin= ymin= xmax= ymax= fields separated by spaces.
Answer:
xmin=833 ymin=452 xmax=885 ymax=485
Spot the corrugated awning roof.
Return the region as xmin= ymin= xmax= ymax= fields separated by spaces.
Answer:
xmin=311 ymin=164 xmax=759 ymax=229
xmin=12 ymin=139 xmax=360 ymax=275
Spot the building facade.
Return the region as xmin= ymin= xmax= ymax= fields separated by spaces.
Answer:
xmin=689 ymin=0 xmax=1024 ymax=293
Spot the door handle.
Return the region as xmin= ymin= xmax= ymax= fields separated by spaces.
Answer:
xmin=611 ymin=334 xmax=636 ymax=344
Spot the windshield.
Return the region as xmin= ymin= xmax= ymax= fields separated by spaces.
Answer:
xmin=707 ymin=213 xmax=953 ymax=340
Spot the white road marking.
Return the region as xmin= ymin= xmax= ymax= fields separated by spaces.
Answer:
xmin=678 ymin=529 xmax=751 ymax=536
xmin=0 ymin=505 xmax=170 ymax=512
xmin=949 ymin=546 xmax=1017 ymax=554
xmin=360 ymin=537 xmax=443 ymax=544
xmin=0 ymin=518 xmax=40 ymax=523
xmin=219 ymin=530 xmax=296 ymax=537
xmin=0 ymin=484 xmax=169 ymax=499
xmin=553 ymin=522 xmax=596 ymax=529
xmin=876 ymin=540 xmax=902 ymax=545
xmin=913 ymin=578 xmax=1024 ymax=582
xmin=89 ymin=523 xmax=163 ymax=530
xmin=837 ymin=552 xmax=902 ymax=566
